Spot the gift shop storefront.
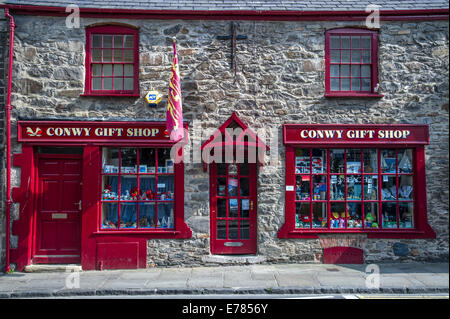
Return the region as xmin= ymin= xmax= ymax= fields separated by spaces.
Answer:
xmin=278 ymin=124 xmax=436 ymax=248
xmin=11 ymin=120 xmax=191 ymax=270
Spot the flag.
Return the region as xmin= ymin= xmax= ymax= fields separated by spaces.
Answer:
xmin=166 ymin=38 xmax=184 ymax=141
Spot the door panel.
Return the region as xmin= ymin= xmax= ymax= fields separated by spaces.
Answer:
xmin=34 ymin=156 xmax=82 ymax=263
xmin=210 ymin=162 xmax=257 ymax=254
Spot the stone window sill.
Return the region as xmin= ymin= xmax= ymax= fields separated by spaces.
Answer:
xmin=325 ymin=92 xmax=384 ymax=98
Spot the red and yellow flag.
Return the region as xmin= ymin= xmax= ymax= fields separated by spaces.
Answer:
xmin=166 ymin=38 xmax=184 ymax=141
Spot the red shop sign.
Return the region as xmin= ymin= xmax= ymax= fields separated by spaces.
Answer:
xmin=283 ymin=124 xmax=429 ymax=146
xmin=17 ymin=121 xmax=188 ymax=144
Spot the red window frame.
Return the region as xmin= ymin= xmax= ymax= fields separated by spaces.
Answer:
xmin=279 ymin=124 xmax=436 ymax=239
xmin=325 ymin=28 xmax=382 ymax=98
xmin=84 ymin=25 xmax=140 ymax=97
xmin=100 ymin=146 xmax=185 ymax=233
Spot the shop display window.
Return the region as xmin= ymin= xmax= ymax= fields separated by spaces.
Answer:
xmin=101 ymin=147 xmax=175 ymax=230
xmin=294 ymin=148 xmax=415 ymax=231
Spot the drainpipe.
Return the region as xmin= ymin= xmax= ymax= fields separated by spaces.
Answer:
xmin=4 ymin=8 xmax=15 ymax=274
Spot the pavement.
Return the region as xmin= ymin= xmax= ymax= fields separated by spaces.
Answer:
xmin=0 ymin=262 xmax=448 ymax=298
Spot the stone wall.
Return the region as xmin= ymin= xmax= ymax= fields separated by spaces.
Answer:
xmin=2 ymin=15 xmax=449 ymax=268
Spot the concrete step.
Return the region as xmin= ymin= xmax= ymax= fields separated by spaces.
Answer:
xmin=24 ymin=264 xmax=82 ymax=273
xmin=201 ymin=255 xmax=267 ymax=264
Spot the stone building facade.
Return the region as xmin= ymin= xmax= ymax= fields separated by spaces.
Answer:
xmin=0 ymin=1 xmax=448 ymax=270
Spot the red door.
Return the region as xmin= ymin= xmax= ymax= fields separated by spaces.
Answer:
xmin=210 ymin=162 xmax=257 ymax=254
xmin=34 ymin=155 xmax=82 ymax=264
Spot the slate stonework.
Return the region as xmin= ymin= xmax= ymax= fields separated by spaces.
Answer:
xmin=2 ymin=15 xmax=449 ymax=268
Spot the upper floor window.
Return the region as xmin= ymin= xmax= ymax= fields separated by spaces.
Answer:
xmin=84 ymin=25 xmax=139 ymax=96
xmin=325 ymin=28 xmax=381 ymax=98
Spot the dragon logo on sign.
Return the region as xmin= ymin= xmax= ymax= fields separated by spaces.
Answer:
xmin=26 ymin=127 xmax=43 ymax=137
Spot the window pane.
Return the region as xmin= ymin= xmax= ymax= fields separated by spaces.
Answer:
xmin=217 ymin=199 xmax=226 ymax=218
xmin=362 ymin=36 xmax=371 ymax=49
xmin=347 ymin=175 xmax=362 ymax=200
xmin=330 ymin=64 xmax=339 ymax=77
xmin=103 ymin=35 xmax=112 ymax=48
xmin=351 ymin=65 xmax=360 ymax=77
xmin=121 ymin=148 xmax=137 ymax=172
xmin=124 ymin=78 xmax=134 ymax=90
xmin=381 ymin=175 xmax=397 ymax=200
xmin=114 ymin=35 xmax=124 ymax=48
xmin=121 ymin=175 xmax=137 ymax=200
xmin=102 ymin=203 xmax=118 ymax=229
xmin=399 ymin=202 xmax=414 ymax=228
xmin=217 ymin=177 xmax=226 ymax=196
xmin=381 ymin=149 xmax=396 ymax=173
xmin=341 ymin=78 xmax=350 ymax=91
xmin=330 ymin=149 xmax=345 ymax=173
xmin=240 ymin=178 xmax=249 ymax=196
xmin=139 ymin=176 xmax=156 ymax=199
xmin=363 ymin=149 xmax=378 ymax=173
xmin=364 ymin=175 xmax=378 ymax=200
xmin=139 ymin=148 xmax=156 ymax=171
xmin=241 ymin=199 xmax=249 ymax=218
xmin=330 ymin=36 xmax=340 ymax=49
xmin=313 ymin=175 xmax=327 ymax=201
xmin=156 ymin=176 xmax=174 ymax=199
xmin=157 ymin=202 xmax=174 ymax=228
xmin=361 ymin=65 xmax=371 ymax=77
xmin=92 ymin=49 xmax=101 ymax=62
xmin=330 ymin=175 xmax=345 ymax=200
xmin=124 ymin=35 xmax=134 ymax=48
xmin=351 ymin=78 xmax=361 ymax=91
xmin=102 ymin=176 xmax=119 ymax=200
xmin=362 ymin=50 xmax=371 ymax=63
xmin=312 ymin=149 xmax=327 ymax=173
xmin=103 ymin=148 xmax=120 ymax=172
xmin=313 ymin=203 xmax=328 ymax=228
xmin=103 ymin=49 xmax=112 ymax=62
xmin=217 ymin=220 xmax=227 ymax=239
xmin=114 ymin=49 xmax=123 ymax=62
xmin=217 ymin=163 xmax=227 ymax=175
xmin=347 ymin=202 xmax=362 ymax=228
xmin=341 ymin=36 xmax=350 ymax=49
xmin=139 ymin=203 xmax=155 ymax=228
xmin=103 ymin=64 xmax=112 ymax=76
xmin=340 ymin=64 xmax=350 ymax=77
xmin=229 ymin=199 xmax=238 ymax=218
xmin=122 ymin=64 xmax=133 ymax=77
xmin=295 ymin=202 xmax=311 ymax=228
xmin=92 ymin=64 xmax=102 ymax=76
xmin=341 ymin=50 xmax=350 ymax=63
xmin=240 ymin=220 xmax=250 ymax=239
xmin=382 ymin=202 xmax=397 ymax=228
xmin=296 ymin=175 xmax=311 ymax=200
xmin=399 ymin=175 xmax=413 ymax=200
xmin=92 ymin=77 xmax=102 ymax=90
xmin=330 ymin=203 xmax=346 ymax=228
xmin=364 ymin=203 xmax=379 ymax=228
xmin=330 ymin=50 xmax=340 ymax=63
xmin=92 ymin=35 xmax=102 ymax=48
xmin=351 ymin=50 xmax=361 ymax=63
xmin=113 ymin=64 xmax=124 ymax=76
xmin=228 ymin=220 xmax=239 ymax=239
xmin=398 ymin=149 xmax=413 ymax=173
xmin=239 ymin=162 xmax=249 ymax=176
xmin=361 ymin=78 xmax=371 ymax=91
xmin=120 ymin=203 xmax=137 ymax=228
xmin=124 ymin=50 xmax=133 ymax=62
xmin=157 ymin=148 xmax=172 ymax=173
xmin=295 ymin=149 xmax=310 ymax=174
xmin=330 ymin=78 xmax=340 ymax=91
xmin=351 ymin=36 xmax=360 ymax=48
xmin=103 ymin=77 xmax=112 ymax=90
xmin=113 ymin=78 xmax=124 ymax=90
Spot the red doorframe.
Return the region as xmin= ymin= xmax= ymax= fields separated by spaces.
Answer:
xmin=209 ymin=162 xmax=258 ymax=255
xmin=33 ymin=154 xmax=83 ymax=264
